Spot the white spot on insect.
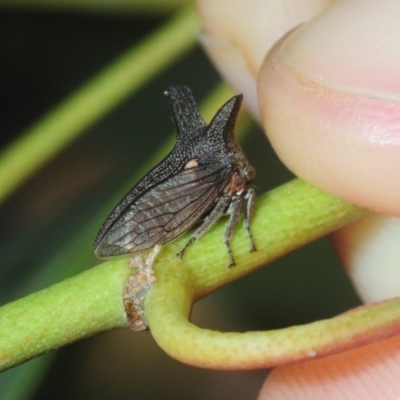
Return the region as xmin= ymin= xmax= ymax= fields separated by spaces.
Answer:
xmin=307 ymin=349 xmax=317 ymax=357
xmin=184 ymin=159 xmax=198 ymax=169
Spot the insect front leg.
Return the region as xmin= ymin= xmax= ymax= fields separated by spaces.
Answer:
xmin=176 ymin=195 xmax=229 ymax=261
xmin=244 ymin=188 xmax=256 ymax=252
xmin=224 ymin=196 xmax=243 ymax=267
xmin=129 ymin=244 xmax=162 ymax=276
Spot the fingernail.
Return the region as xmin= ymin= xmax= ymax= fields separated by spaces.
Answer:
xmin=280 ymin=1 xmax=400 ymax=102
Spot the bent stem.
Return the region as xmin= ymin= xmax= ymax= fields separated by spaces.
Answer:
xmin=148 ymin=269 xmax=400 ymax=369
xmin=146 ymin=181 xmax=400 ymax=369
xmin=2 ymin=179 xmax=400 ymax=372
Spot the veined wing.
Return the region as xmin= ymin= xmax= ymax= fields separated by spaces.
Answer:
xmin=94 ymin=162 xmax=232 ymax=257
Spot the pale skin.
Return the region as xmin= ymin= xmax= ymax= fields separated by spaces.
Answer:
xmin=197 ymin=0 xmax=400 ymax=398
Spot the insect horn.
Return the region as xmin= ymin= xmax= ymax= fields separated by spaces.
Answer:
xmin=205 ymin=93 xmax=243 ymax=143
xmin=164 ymin=86 xmax=206 ymax=140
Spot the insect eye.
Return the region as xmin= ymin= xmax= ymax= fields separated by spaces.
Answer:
xmin=245 ymin=165 xmax=256 ymax=182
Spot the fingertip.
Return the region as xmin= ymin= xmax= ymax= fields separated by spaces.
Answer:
xmin=258 ymin=335 xmax=400 ymax=400
xmin=197 ymin=0 xmax=331 ymax=118
xmin=258 ymin=32 xmax=400 ymax=214
xmin=332 ymin=214 xmax=400 ymax=303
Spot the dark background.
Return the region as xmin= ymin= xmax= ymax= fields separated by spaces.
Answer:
xmin=0 ymin=5 xmax=361 ymax=399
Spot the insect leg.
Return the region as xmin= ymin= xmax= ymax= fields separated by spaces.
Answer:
xmin=144 ymin=244 xmax=162 ymax=275
xmin=129 ymin=244 xmax=162 ymax=276
xmin=176 ymin=195 xmax=229 ymax=261
xmin=244 ymin=188 xmax=256 ymax=252
xmin=224 ymin=196 xmax=243 ymax=267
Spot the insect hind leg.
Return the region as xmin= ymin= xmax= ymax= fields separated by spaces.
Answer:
xmin=176 ymin=195 xmax=229 ymax=261
xmin=224 ymin=196 xmax=243 ymax=267
xmin=244 ymin=188 xmax=256 ymax=252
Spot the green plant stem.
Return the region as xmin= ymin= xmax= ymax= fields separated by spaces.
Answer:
xmin=148 ymin=274 xmax=400 ymax=369
xmin=174 ymin=179 xmax=368 ymax=297
xmin=148 ymin=181 xmax=400 ymax=369
xmin=0 ymin=4 xmax=198 ymax=205
xmin=0 ymin=0 xmax=188 ymax=14
xmin=0 ymin=261 xmax=131 ymax=371
xmin=0 ymin=179 xmax=376 ymax=372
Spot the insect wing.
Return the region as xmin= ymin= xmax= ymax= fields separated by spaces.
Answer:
xmin=94 ymin=86 xmax=206 ymax=255
xmin=94 ymin=162 xmax=232 ymax=258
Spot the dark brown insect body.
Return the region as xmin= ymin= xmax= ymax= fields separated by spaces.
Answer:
xmin=94 ymin=86 xmax=256 ymax=267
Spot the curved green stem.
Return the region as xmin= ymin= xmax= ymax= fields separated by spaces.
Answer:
xmin=145 ymin=183 xmax=400 ymax=369
xmin=0 ymin=4 xmax=198 ymax=204
xmin=0 ymin=178 xmax=377 ymax=372
xmin=148 ymin=267 xmax=400 ymax=369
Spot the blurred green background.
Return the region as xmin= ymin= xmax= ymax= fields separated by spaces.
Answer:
xmin=0 ymin=2 xmax=361 ymax=399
